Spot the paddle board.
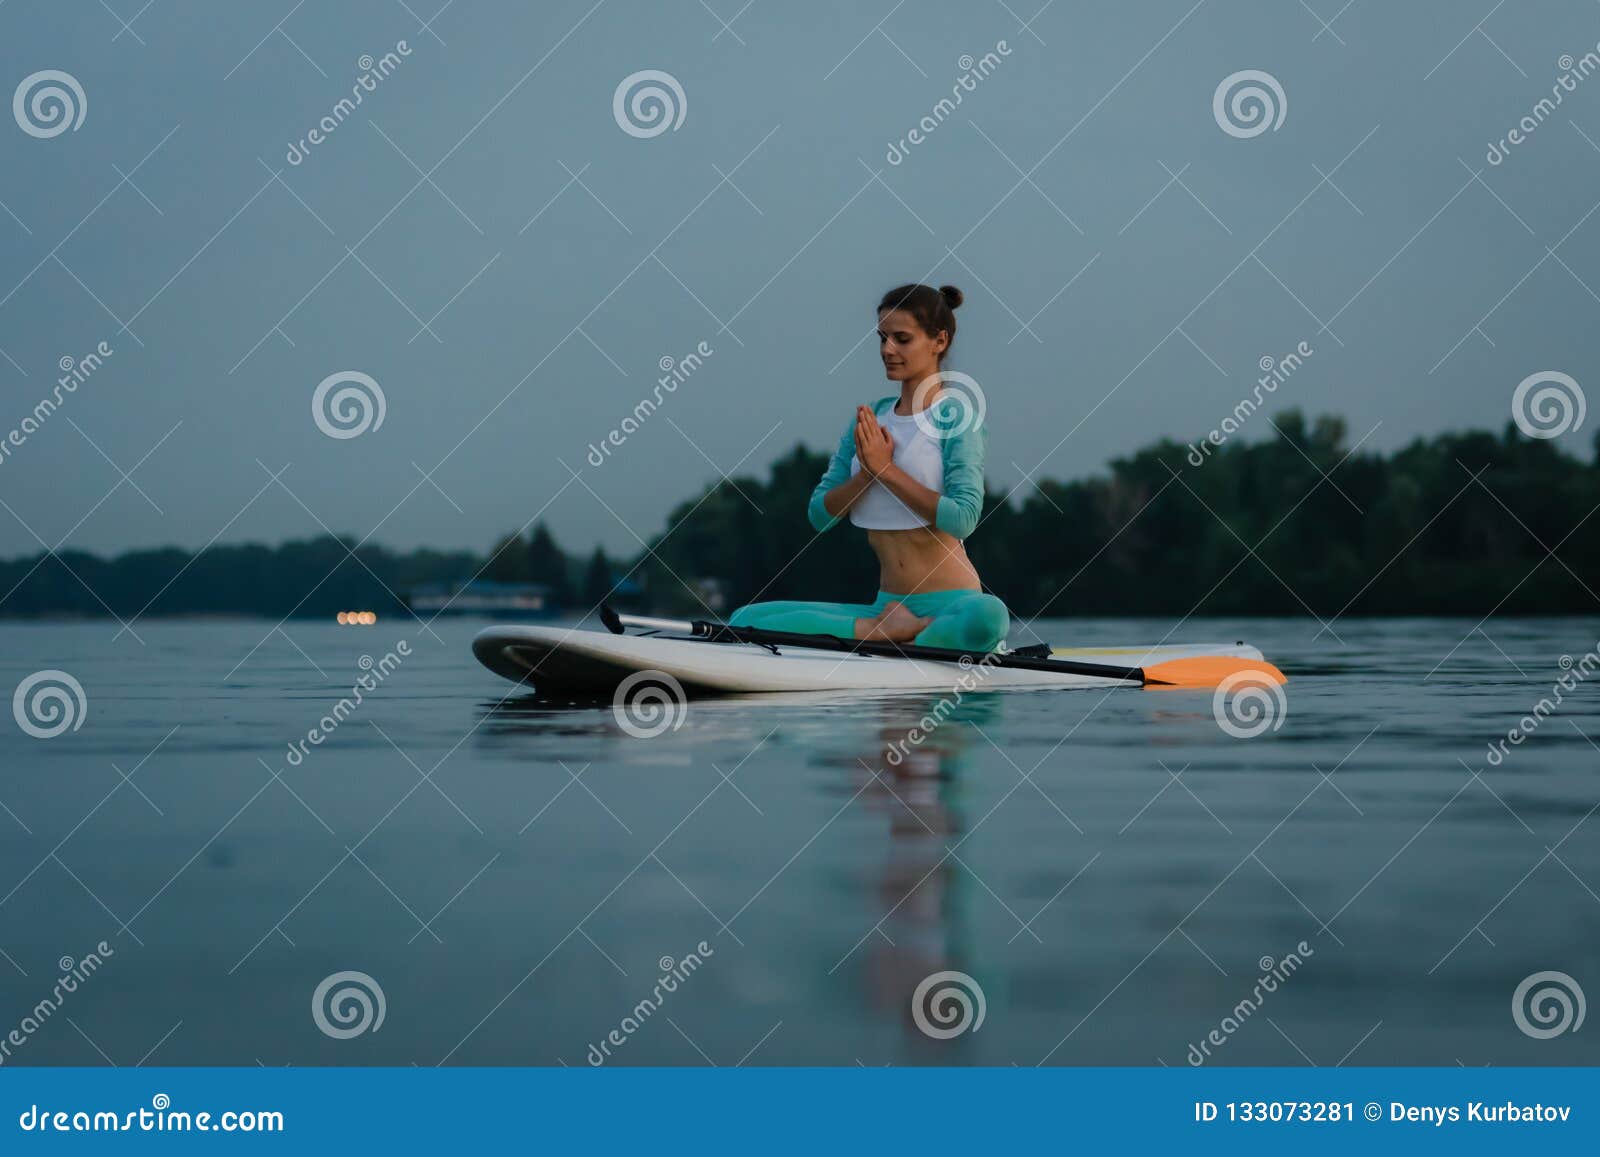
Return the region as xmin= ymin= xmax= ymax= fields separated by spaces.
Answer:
xmin=472 ymin=624 xmax=1269 ymax=695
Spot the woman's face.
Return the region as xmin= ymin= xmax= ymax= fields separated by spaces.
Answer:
xmin=877 ymin=309 xmax=947 ymax=382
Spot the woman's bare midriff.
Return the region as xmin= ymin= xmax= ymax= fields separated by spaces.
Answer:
xmin=868 ymin=525 xmax=981 ymax=595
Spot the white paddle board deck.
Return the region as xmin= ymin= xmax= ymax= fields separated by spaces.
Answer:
xmin=473 ymin=624 xmax=1266 ymax=695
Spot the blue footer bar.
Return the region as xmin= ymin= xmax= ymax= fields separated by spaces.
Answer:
xmin=2 ymin=1068 xmax=1594 ymax=1151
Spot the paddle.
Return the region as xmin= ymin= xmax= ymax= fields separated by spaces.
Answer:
xmin=597 ymin=605 xmax=1285 ymax=689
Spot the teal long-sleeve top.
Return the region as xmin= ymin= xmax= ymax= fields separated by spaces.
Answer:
xmin=806 ymin=394 xmax=987 ymax=539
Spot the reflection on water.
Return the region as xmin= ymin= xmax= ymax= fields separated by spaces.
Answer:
xmin=1 ymin=617 xmax=1598 ymax=1066
xmin=854 ymin=695 xmax=993 ymax=1061
xmin=484 ymin=686 xmax=996 ymax=1059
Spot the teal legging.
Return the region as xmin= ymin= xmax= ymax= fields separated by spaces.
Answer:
xmin=727 ymin=589 xmax=1010 ymax=652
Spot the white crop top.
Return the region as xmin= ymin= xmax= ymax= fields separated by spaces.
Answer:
xmin=848 ymin=407 xmax=944 ymax=530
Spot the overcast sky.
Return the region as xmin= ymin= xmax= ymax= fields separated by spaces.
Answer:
xmin=2 ymin=1 xmax=1598 ymax=561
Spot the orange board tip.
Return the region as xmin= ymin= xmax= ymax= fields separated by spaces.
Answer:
xmin=1140 ymin=657 xmax=1287 ymax=690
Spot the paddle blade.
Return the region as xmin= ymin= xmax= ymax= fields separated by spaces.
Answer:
xmin=1139 ymin=657 xmax=1287 ymax=689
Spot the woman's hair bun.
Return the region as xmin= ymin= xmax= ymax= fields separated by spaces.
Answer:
xmin=938 ymin=284 xmax=964 ymax=310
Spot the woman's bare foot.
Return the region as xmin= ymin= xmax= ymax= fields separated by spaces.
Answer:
xmin=855 ymin=599 xmax=932 ymax=643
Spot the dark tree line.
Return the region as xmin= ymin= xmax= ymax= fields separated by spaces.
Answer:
xmin=3 ymin=411 xmax=1597 ymax=619
xmin=637 ymin=410 xmax=1600 ymax=618
xmin=0 ymin=528 xmax=625 ymax=620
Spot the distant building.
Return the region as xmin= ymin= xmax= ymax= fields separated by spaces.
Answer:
xmin=408 ymin=580 xmax=556 ymax=619
xmin=691 ymin=576 xmax=728 ymax=612
xmin=608 ymin=572 xmax=644 ymax=599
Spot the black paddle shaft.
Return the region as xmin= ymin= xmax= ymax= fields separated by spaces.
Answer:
xmin=673 ymin=617 xmax=1147 ymax=683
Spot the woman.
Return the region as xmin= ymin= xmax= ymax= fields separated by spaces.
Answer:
xmin=727 ymin=283 xmax=1011 ymax=652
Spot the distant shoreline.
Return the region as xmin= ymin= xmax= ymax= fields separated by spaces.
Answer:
xmin=4 ymin=413 xmax=1597 ymax=620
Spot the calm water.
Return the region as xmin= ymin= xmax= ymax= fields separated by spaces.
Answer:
xmin=1 ymin=616 xmax=1596 ymax=1067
